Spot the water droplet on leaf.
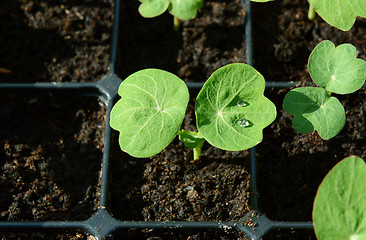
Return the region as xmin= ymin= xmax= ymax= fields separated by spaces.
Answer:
xmin=237 ymin=100 xmax=248 ymax=107
xmin=238 ymin=118 xmax=250 ymax=127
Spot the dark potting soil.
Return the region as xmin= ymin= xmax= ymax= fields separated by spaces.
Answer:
xmin=257 ymin=88 xmax=366 ymax=223
xmin=252 ymin=0 xmax=366 ymax=83
xmin=109 ymin=101 xmax=252 ymax=223
xmin=111 ymin=228 xmax=247 ymax=240
xmin=0 ymin=90 xmax=105 ymax=221
xmin=263 ymin=228 xmax=316 ymax=240
xmin=0 ymin=0 xmax=113 ymax=83
xmin=118 ymin=0 xmax=247 ymax=82
xmin=0 ymin=230 xmax=93 ymax=240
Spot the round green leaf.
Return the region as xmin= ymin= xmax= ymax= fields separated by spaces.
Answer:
xmin=195 ymin=63 xmax=276 ymax=151
xmin=110 ymin=69 xmax=189 ymax=158
xmin=313 ymin=156 xmax=366 ymax=240
xmin=308 ymin=41 xmax=366 ymax=94
xmin=308 ymin=0 xmax=366 ymax=31
xmin=283 ymin=87 xmax=345 ymax=140
xmin=138 ymin=0 xmax=170 ymax=18
xmin=169 ymin=0 xmax=203 ymax=20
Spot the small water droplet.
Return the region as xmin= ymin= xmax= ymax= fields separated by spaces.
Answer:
xmin=237 ymin=100 xmax=248 ymax=107
xmin=238 ymin=118 xmax=249 ymax=127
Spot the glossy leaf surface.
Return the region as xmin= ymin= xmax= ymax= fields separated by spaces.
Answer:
xmin=195 ymin=63 xmax=276 ymax=151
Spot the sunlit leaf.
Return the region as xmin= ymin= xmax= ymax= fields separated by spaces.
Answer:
xmin=196 ymin=63 xmax=276 ymax=151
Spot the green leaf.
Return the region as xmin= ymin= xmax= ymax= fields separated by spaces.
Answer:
xmin=308 ymin=41 xmax=366 ymax=94
xmin=138 ymin=0 xmax=203 ymax=20
xmin=178 ymin=130 xmax=205 ymax=149
xmin=308 ymin=0 xmax=366 ymax=31
xmin=195 ymin=63 xmax=276 ymax=151
xmin=313 ymin=156 xmax=366 ymax=240
xmin=110 ymin=69 xmax=189 ymax=158
xmin=283 ymin=87 xmax=345 ymax=140
xmin=169 ymin=0 xmax=203 ymax=20
xmin=138 ymin=0 xmax=170 ymax=18
xmin=250 ymin=0 xmax=274 ymax=2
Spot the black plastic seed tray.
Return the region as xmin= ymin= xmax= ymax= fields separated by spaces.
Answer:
xmin=0 ymin=0 xmax=313 ymax=239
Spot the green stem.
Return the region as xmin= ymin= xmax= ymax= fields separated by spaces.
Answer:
xmin=308 ymin=2 xmax=316 ymax=21
xmin=193 ymin=140 xmax=204 ymax=160
xmin=173 ymin=16 xmax=180 ymax=32
xmin=193 ymin=146 xmax=202 ymax=160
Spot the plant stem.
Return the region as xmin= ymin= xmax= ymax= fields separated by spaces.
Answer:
xmin=193 ymin=141 xmax=204 ymax=160
xmin=308 ymin=2 xmax=316 ymax=21
xmin=173 ymin=16 xmax=180 ymax=32
xmin=193 ymin=146 xmax=201 ymax=160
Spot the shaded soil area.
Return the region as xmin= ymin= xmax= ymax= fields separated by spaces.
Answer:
xmin=118 ymin=0 xmax=246 ymax=82
xmin=0 ymin=0 xmax=113 ymax=83
xmin=252 ymin=0 xmax=366 ymax=83
xmin=257 ymin=88 xmax=366 ymax=223
xmin=0 ymin=90 xmax=105 ymax=221
xmin=109 ymin=101 xmax=252 ymax=223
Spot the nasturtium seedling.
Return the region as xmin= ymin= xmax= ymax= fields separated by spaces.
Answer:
xmin=138 ymin=0 xmax=203 ymax=30
xmin=308 ymin=0 xmax=366 ymax=31
xmin=283 ymin=87 xmax=345 ymax=140
xmin=283 ymin=41 xmax=366 ymax=140
xmin=313 ymin=156 xmax=366 ymax=240
xmin=138 ymin=0 xmax=203 ymax=20
xmin=110 ymin=63 xmax=276 ymax=160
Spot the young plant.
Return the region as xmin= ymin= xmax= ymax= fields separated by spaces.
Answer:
xmin=138 ymin=0 xmax=203 ymax=31
xmin=110 ymin=63 xmax=276 ymax=160
xmin=313 ymin=155 xmax=366 ymax=240
xmin=283 ymin=40 xmax=366 ymax=140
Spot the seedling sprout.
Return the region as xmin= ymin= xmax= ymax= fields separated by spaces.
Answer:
xmin=138 ymin=0 xmax=203 ymax=31
xmin=283 ymin=40 xmax=366 ymax=140
xmin=110 ymin=63 xmax=276 ymax=160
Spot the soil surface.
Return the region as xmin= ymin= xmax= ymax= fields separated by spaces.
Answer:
xmin=0 ymin=90 xmax=105 ymax=222
xmin=110 ymin=101 xmax=252 ymax=223
xmin=0 ymin=231 xmax=95 ymax=240
xmin=118 ymin=0 xmax=247 ymax=82
xmin=0 ymin=0 xmax=113 ymax=83
xmin=112 ymin=228 xmax=246 ymax=240
xmin=252 ymin=0 xmax=366 ymax=83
